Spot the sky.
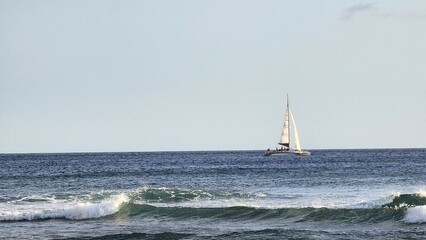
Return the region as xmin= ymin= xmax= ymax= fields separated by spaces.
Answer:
xmin=1 ymin=0 xmax=425 ymax=153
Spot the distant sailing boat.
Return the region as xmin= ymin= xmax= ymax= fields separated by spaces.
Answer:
xmin=265 ymin=95 xmax=311 ymax=156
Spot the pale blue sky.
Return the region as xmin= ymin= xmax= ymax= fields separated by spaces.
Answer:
xmin=1 ymin=0 xmax=425 ymax=153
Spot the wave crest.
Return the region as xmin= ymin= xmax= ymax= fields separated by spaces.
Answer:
xmin=129 ymin=187 xmax=265 ymax=203
xmin=382 ymin=193 xmax=426 ymax=208
xmin=0 ymin=193 xmax=128 ymax=221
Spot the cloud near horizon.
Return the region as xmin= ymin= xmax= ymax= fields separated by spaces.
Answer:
xmin=341 ymin=2 xmax=377 ymax=20
xmin=342 ymin=2 xmax=426 ymax=20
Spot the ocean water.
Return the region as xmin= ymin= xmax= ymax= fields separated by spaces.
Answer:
xmin=0 ymin=149 xmax=425 ymax=239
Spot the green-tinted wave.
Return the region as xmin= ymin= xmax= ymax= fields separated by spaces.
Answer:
xmin=127 ymin=187 xmax=264 ymax=203
xmin=3 ymin=191 xmax=425 ymax=223
xmin=115 ymin=203 xmax=407 ymax=223
xmin=382 ymin=193 xmax=426 ymax=208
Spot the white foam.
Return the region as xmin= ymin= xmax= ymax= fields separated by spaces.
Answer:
xmin=0 ymin=193 xmax=128 ymax=221
xmin=142 ymin=195 xmax=383 ymax=210
xmin=416 ymin=189 xmax=426 ymax=198
xmin=403 ymin=206 xmax=426 ymax=223
xmin=395 ymin=189 xmax=426 ymax=223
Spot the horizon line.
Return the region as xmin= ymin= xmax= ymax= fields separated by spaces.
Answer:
xmin=1 ymin=147 xmax=425 ymax=155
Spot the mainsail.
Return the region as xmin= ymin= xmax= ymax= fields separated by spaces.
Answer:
xmin=279 ymin=95 xmax=290 ymax=147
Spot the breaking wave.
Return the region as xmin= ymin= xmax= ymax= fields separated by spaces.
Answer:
xmin=0 ymin=193 xmax=128 ymax=221
xmin=1 ymin=188 xmax=425 ymax=223
xmin=383 ymin=192 xmax=426 ymax=208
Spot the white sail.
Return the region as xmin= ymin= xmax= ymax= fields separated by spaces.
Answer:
xmin=279 ymin=95 xmax=290 ymax=147
xmin=279 ymin=107 xmax=290 ymax=146
xmin=289 ymin=109 xmax=301 ymax=151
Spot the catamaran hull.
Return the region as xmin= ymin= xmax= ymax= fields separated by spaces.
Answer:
xmin=296 ymin=151 xmax=311 ymax=156
xmin=264 ymin=150 xmax=311 ymax=157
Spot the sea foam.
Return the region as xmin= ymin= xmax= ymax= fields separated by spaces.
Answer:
xmin=402 ymin=189 xmax=426 ymax=223
xmin=403 ymin=205 xmax=426 ymax=223
xmin=0 ymin=193 xmax=128 ymax=221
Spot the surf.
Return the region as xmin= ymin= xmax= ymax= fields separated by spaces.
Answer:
xmin=1 ymin=188 xmax=425 ymax=223
xmin=0 ymin=193 xmax=128 ymax=221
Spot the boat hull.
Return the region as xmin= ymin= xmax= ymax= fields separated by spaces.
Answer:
xmin=296 ymin=151 xmax=311 ymax=156
xmin=264 ymin=149 xmax=311 ymax=157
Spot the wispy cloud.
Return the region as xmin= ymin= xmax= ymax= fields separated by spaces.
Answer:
xmin=341 ymin=3 xmax=377 ymax=20
xmin=341 ymin=2 xmax=426 ymax=21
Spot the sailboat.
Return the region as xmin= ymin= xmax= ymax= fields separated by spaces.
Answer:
xmin=265 ymin=95 xmax=311 ymax=156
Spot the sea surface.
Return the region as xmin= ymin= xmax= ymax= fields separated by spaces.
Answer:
xmin=0 ymin=149 xmax=425 ymax=239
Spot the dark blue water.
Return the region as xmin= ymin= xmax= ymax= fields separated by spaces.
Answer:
xmin=0 ymin=149 xmax=425 ymax=239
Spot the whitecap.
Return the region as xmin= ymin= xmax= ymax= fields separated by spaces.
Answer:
xmin=403 ymin=205 xmax=426 ymax=223
xmin=0 ymin=193 xmax=128 ymax=221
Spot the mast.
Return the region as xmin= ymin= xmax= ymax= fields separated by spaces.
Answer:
xmin=287 ymin=94 xmax=290 ymax=148
xmin=279 ymin=94 xmax=290 ymax=148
